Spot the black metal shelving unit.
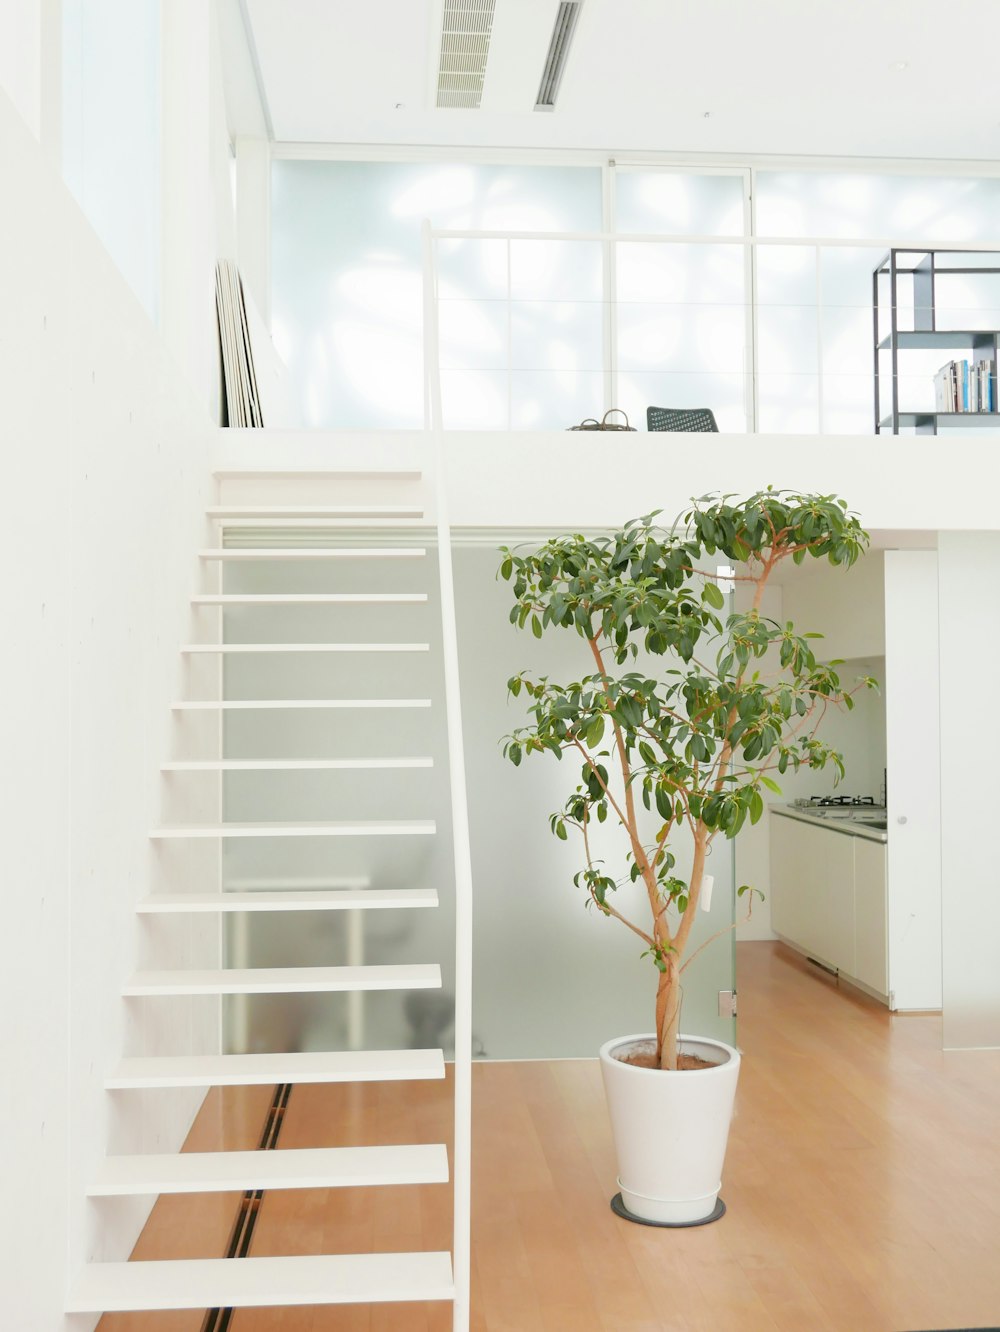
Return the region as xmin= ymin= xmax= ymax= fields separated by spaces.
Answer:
xmin=873 ymin=248 xmax=1000 ymax=434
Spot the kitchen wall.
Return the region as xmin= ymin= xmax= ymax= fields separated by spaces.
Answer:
xmin=735 ymin=552 xmax=889 ymax=941
xmin=780 ymin=548 xmax=886 ymax=659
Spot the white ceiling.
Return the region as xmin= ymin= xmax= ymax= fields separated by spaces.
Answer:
xmin=239 ymin=0 xmax=1000 ymax=163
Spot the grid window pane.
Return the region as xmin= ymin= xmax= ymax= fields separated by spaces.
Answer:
xmin=271 ymin=162 xmax=602 ymax=428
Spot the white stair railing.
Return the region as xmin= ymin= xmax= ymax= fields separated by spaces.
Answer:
xmin=423 ymin=218 xmax=474 ymax=1332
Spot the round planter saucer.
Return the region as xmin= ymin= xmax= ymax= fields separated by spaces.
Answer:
xmin=610 ymin=1192 xmax=726 ymax=1228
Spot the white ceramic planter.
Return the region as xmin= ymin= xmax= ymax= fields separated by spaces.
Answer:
xmin=599 ymin=1032 xmax=741 ymax=1225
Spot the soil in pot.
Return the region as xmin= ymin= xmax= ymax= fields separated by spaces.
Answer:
xmin=614 ymin=1039 xmax=719 ymax=1072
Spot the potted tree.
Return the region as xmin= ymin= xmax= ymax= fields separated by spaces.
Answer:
xmin=499 ymin=489 xmax=873 ymax=1226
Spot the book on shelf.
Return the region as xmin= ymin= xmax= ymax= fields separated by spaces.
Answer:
xmin=932 ymin=358 xmax=996 ymax=413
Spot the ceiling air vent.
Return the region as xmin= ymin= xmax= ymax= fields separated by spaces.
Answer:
xmin=435 ymin=0 xmax=497 ymax=109
xmin=535 ymin=1 xmax=582 ymax=112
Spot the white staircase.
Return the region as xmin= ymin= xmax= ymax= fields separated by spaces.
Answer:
xmin=67 ymin=467 xmax=469 ymax=1322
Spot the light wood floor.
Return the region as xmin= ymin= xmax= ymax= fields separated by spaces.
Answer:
xmin=98 ymin=942 xmax=1000 ymax=1332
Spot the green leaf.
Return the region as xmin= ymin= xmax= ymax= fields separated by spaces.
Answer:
xmin=703 ymin=581 xmax=725 ymax=609
xmin=531 ymin=614 xmax=543 ymax=639
xmin=654 ymin=785 xmax=673 ymax=820
xmin=586 ymin=714 xmax=605 ymax=748
xmin=760 ymin=775 xmax=782 ymax=794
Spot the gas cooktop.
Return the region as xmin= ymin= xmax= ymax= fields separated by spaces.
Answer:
xmin=791 ymin=795 xmax=886 ymax=812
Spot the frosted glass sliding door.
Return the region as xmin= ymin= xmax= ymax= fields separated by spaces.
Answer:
xmin=219 ymin=539 xmax=735 ymax=1062
xmin=455 ymin=545 xmax=736 ymax=1059
xmin=219 ymin=548 xmax=457 ymax=1059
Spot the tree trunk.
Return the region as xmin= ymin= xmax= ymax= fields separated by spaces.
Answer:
xmin=655 ymin=960 xmax=682 ymax=1071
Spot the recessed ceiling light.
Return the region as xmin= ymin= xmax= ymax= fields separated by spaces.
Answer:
xmin=889 ymin=60 xmax=909 ymax=71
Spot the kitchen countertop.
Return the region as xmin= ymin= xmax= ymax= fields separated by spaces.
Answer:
xmin=771 ymin=803 xmax=888 ymax=844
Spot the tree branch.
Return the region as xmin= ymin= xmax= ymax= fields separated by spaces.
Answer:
xmin=581 ymin=810 xmax=654 ymax=948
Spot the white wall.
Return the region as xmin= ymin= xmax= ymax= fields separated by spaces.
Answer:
xmin=213 ymin=431 xmax=1000 ymax=535
xmin=437 ymin=429 xmax=997 ymax=530
xmin=771 ymin=551 xmax=887 ymax=807
xmin=0 ymin=90 xmax=219 ymax=1328
xmin=938 ymin=533 xmax=1000 ymax=1048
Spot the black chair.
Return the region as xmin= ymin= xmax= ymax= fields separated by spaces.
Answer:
xmin=646 ymin=406 xmax=718 ymax=432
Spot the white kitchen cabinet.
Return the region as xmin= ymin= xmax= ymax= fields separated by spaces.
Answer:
xmin=854 ymin=837 xmax=889 ymax=995
xmin=769 ymin=810 xmax=888 ymax=1002
xmin=770 ymin=815 xmax=818 ymax=954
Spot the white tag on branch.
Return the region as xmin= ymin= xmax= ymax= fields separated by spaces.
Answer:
xmin=700 ymin=875 xmax=714 ymax=912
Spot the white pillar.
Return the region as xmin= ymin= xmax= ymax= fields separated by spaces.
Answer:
xmin=938 ymin=532 xmax=1000 ymax=1048
xmin=160 ymin=0 xmax=222 ymax=418
xmin=0 ymin=0 xmax=42 ymax=136
xmin=39 ymin=0 xmax=60 ymax=164
xmin=884 ymin=550 xmax=942 ymax=1011
xmin=0 ymin=0 xmax=61 ymax=162
xmin=236 ymin=135 xmax=271 ymax=324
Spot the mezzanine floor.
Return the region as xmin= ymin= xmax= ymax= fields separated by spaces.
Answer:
xmin=98 ymin=942 xmax=1000 ymax=1332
